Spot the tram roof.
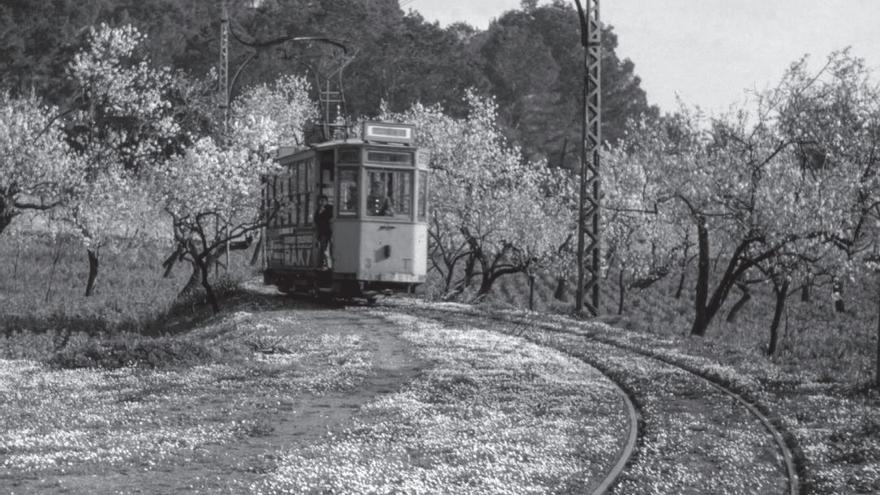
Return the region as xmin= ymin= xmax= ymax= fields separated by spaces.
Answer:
xmin=312 ymin=138 xmax=367 ymax=149
xmin=275 ymin=138 xmax=414 ymax=161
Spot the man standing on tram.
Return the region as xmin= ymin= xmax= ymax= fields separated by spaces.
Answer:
xmin=314 ymin=194 xmax=333 ymax=269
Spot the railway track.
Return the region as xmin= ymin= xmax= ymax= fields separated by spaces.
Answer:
xmin=379 ymin=300 xmax=801 ymax=495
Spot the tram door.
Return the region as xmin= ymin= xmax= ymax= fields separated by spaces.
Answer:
xmin=317 ymin=151 xmax=335 ymax=270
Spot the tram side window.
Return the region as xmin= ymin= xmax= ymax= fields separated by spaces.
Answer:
xmin=287 ymin=172 xmax=294 ymax=226
xmin=272 ymin=177 xmax=279 ymax=227
xmin=293 ymin=165 xmax=301 ymax=224
xmin=261 ymin=176 xmax=270 ymax=225
xmin=367 ymin=169 xmax=412 ymax=217
xmin=338 ymin=168 xmax=359 ymax=215
xmin=275 ymin=175 xmax=288 ymax=227
xmin=320 ymin=163 xmax=334 ymax=205
xmin=299 ymin=159 xmax=312 ymax=224
xmin=417 ymin=170 xmax=427 ymax=221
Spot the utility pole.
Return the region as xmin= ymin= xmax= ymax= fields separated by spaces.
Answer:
xmin=574 ymin=0 xmax=601 ymax=315
xmin=220 ymin=0 xmax=230 ymax=136
xmin=219 ymin=1 xmax=230 ymax=273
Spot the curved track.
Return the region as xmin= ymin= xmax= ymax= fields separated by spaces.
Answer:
xmin=382 ymin=301 xmax=800 ymax=495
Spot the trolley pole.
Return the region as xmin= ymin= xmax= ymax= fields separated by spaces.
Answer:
xmin=574 ymin=0 xmax=601 ymax=315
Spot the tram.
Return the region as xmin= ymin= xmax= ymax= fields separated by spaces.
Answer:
xmin=261 ymin=121 xmax=429 ymax=300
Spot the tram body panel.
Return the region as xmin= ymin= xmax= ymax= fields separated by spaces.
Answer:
xmin=329 ymin=218 xmax=361 ymax=274
xmin=356 ymin=220 xmax=427 ymax=283
xmin=265 ymin=228 xmax=317 ymax=270
xmin=329 ymin=219 xmax=426 ymax=283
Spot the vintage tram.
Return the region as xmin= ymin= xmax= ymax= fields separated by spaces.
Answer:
xmin=261 ymin=121 xmax=429 ymax=300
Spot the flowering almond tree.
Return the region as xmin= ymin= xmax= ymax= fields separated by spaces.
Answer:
xmin=779 ymin=51 xmax=880 ymax=307
xmin=228 ymin=75 xmax=314 ymax=151
xmin=66 ymin=24 xmax=181 ymax=169
xmin=57 ymin=24 xmax=185 ymax=296
xmin=0 ymin=91 xmax=81 ymax=236
xmin=53 ymin=167 xmax=161 ymax=296
xmin=603 ymin=143 xmax=689 ymax=314
xmin=778 ymin=50 xmax=880 ymax=377
xmin=393 ymin=92 xmax=570 ymax=299
xmin=622 ymin=92 xmax=845 ymax=337
xmin=154 ymin=76 xmax=315 ymax=312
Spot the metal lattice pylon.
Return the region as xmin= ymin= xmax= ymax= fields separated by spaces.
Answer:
xmin=574 ymin=0 xmax=601 ymax=315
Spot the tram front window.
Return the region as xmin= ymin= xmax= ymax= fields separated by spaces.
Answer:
xmin=367 ymin=170 xmax=412 ymax=217
xmin=338 ymin=168 xmax=358 ymax=215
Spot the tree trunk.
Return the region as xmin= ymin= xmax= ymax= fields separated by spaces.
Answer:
xmin=617 ymin=268 xmax=626 ymax=315
xmin=726 ymin=283 xmax=751 ymax=323
xmin=674 ymin=269 xmax=687 ymax=299
xmin=674 ymin=239 xmax=691 ymax=299
xmin=558 ymin=138 xmax=569 ymax=168
xmin=833 ymin=279 xmax=845 ymax=313
xmin=249 ymin=236 xmax=262 ymax=266
xmin=553 ymin=277 xmax=568 ymax=301
xmin=44 ymin=241 xmax=65 ymax=303
xmin=528 ymin=274 xmax=535 ymax=311
xmin=690 ymin=217 xmax=711 ymax=336
xmin=178 ymin=259 xmax=202 ymax=298
xmin=196 ymin=255 xmax=219 ymax=314
xmin=875 ymin=276 xmax=880 ymax=388
xmin=12 ymin=238 xmax=20 ymax=280
xmin=444 ymin=258 xmax=457 ymax=293
xmin=463 ymin=252 xmax=477 ymax=288
xmin=801 ymin=276 xmax=812 ymax=302
xmin=768 ymin=280 xmax=789 ymax=356
xmin=0 ymin=195 xmax=16 ymax=237
xmin=84 ymin=248 xmax=99 ymax=297
xmin=0 ymin=214 xmax=12 ymax=237
xmin=476 ymin=269 xmax=493 ymax=297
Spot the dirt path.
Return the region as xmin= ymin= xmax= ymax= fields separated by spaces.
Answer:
xmin=152 ymin=307 xmax=434 ymax=494
xmin=4 ymin=296 xmax=433 ymax=494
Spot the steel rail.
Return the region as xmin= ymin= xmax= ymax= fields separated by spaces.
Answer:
xmin=385 ymin=302 xmax=801 ymax=495
xmin=406 ymin=308 xmax=642 ymax=495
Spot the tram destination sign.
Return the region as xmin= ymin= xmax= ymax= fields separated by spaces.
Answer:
xmin=362 ymin=121 xmax=414 ymax=145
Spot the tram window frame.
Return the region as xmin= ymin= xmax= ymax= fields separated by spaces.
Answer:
xmin=272 ymin=176 xmax=279 ymax=227
xmin=291 ymin=162 xmax=303 ymax=225
xmin=417 ymin=170 xmax=428 ymax=221
xmin=288 ymin=171 xmax=295 ymax=226
xmin=337 ymin=167 xmax=359 ymax=216
xmin=365 ymin=150 xmax=413 ymax=166
xmin=302 ymin=158 xmax=314 ymax=225
xmin=365 ymin=168 xmax=413 ymax=219
xmin=277 ymin=158 xmax=316 ymax=226
xmin=337 ymin=148 xmax=360 ymax=164
xmin=320 ymin=163 xmax=335 ymax=205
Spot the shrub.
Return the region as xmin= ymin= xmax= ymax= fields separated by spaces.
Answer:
xmin=47 ymin=335 xmax=219 ymax=370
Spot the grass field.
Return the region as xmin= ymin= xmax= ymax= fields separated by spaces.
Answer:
xmin=488 ymin=268 xmax=880 ymax=386
xmin=0 ymin=229 xmax=256 ymax=339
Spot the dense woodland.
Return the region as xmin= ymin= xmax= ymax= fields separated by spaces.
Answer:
xmin=1 ymin=0 xmax=880 ymax=386
xmin=0 ymin=0 xmax=655 ymax=163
